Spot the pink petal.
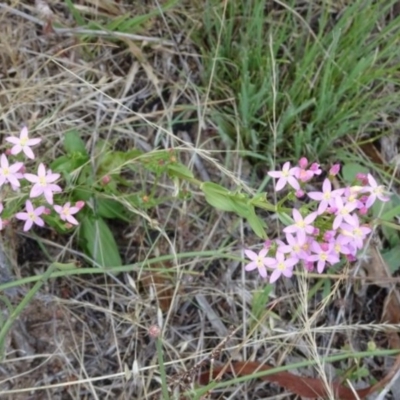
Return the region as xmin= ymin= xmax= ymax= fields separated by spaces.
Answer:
xmin=34 ymin=216 xmax=44 ymax=227
xmin=308 ymin=192 xmax=324 ymax=201
xmin=26 ymin=138 xmax=41 ymax=146
xmin=38 ymin=164 xmax=46 ymax=177
xmin=367 ymin=174 xmax=377 ymax=188
xmin=44 ymin=190 xmax=54 ymax=204
xmin=23 ymin=147 xmax=35 ymax=159
xmin=54 ymin=205 xmax=62 ymax=213
xmin=15 ymin=212 xmax=28 ymax=221
xmin=245 ymin=262 xmax=257 ymax=272
xmin=26 ymin=201 xmax=34 ymax=213
xmin=244 ymin=249 xmax=258 ymax=261
xmin=66 ymin=215 xmax=79 ymax=225
xmin=275 ymin=177 xmax=287 ymax=191
xmin=268 ymin=171 xmax=282 ymax=178
xmin=24 ymin=173 xmax=39 ymax=183
xmin=11 ymin=145 xmax=23 ymax=156
xmin=35 ymin=206 xmax=45 ymax=215
xmin=269 ymin=269 xmax=281 ymax=283
xmin=30 ymin=185 xmax=43 ymax=198
xmin=287 ymin=176 xmax=300 ymax=190
xmin=20 ymin=127 xmax=29 ymax=138
xmin=7 ymin=175 xmax=20 ymax=187
xmin=23 ymin=219 xmax=33 ymax=231
xmin=0 ymin=155 xmax=8 ymax=169
xmin=6 ymin=136 xmax=20 ymax=145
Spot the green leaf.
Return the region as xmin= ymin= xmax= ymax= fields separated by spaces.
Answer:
xmin=382 ymin=247 xmax=400 ymax=273
xmin=97 ymin=198 xmax=129 ymax=221
xmin=277 ymin=212 xmax=293 ymax=226
xmin=64 ymin=130 xmax=88 ymax=156
xmin=251 ymin=284 xmax=273 ymax=325
xmin=79 ymin=216 xmax=122 ymax=267
xmin=51 ymin=153 xmax=89 ymax=175
xmin=201 ymin=182 xmax=235 ymax=211
xmin=64 ymin=0 xmax=85 ymax=26
xmin=167 ymin=163 xmax=194 ymax=180
xmin=246 ymin=208 xmax=266 ymax=239
xmin=342 ymin=162 xmax=369 ymax=184
xmin=230 ymin=197 xmax=252 ymax=217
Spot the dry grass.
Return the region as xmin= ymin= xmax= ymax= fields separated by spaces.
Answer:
xmin=0 ymin=1 xmax=399 ymax=400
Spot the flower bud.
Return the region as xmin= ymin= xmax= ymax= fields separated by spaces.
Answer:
xmin=148 ymin=324 xmax=161 ymax=338
xmin=65 ymin=223 xmax=73 ymax=229
xmin=295 ymin=189 xmax=305 ymax=198
xmin=304 ymin=262 xmax=314 ymax=272
xmin=5 ymin=149 xmax=12 ymax=156
xmin=43 ymin=207 xmax=51 ymax=215
xmin=263 ymin=239 xmax=272 ymax=249
xmin=310 ymin=163 xmax=322 ymax=174
xmin=75 ymin=201 xmax=85 ymax=209
xmin=101 ymin=175 xmax=111 ymax=185
xmin=323 ymin=231 xmax=333 ymax=241
xmin=358 ymin=206 xmax=368 ymax=215
xmin=320 ymin=242 xmax=329 ymax=251
xmin=329 ymin=164 xmax=340 ymax=176
xmin=298 ymin=157 xmax=308 ymax=169
xmin=346 ymin=254 xmax=357 ymax=262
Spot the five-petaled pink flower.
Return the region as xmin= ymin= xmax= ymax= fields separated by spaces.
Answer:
xmin=54 ymin=202 xmax=80 ymax=225
xmin=283 ymin=209 xmax=317 ymax=242
xmin=332 ymin=196 xmax=357 ymax=230
xmin=308 ymin=178 xmax=344 ymax=214
xmin=269 ymin=252 xmax=297 ymax=283
xmin=24 ymin=163 xmax=62 ymax=204
xmin=268 ymin=162 xmax=300 ymax=191
xmin=0 ymin=154 xmax=23 ymax=188
xmin=244 ymin=248 xmax=275 ymax=279
xmin=15 ymin=200 xmax=45 ymax=231
xmin=6 ymin=127 xmax=41 ymax=159
xmin=308 ymin=242 xmax=340 ymax=274
xmin=363 ymin=174 xmax=390 ymax=208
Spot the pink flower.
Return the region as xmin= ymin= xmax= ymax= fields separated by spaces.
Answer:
xmin=15 ymin=200 xmax=45 ymax=231
xmin=340 ymin=215 xmax=372 ymax=250
xmin=269 ymin=252 xmax=297 ymax=283
xmin=310 ymin=163 xmax=322 ymax=175
xmin=244 ymin=248 xmax=275 ymax=279
xmin=268 ymin=162 xmax=300 ymax=191
xmin=0 ymin=154 xmax=23 ymax=188
xmin=5 ymin=127 xmax=41 ymax=159
xmin=308 ymin=178 xmax=344 ymax=214
xmin=278 ymin=232 xmax=308 ymax=261
xmin=54 ymin=202 xmax=80 ymax=225
xmin=332 ymin=196 xmax=357 ymax=230
xmin=283 ymin=209 xmax=318 ymax=242
xmin=332 ymin=235 xmax=355 ymax=256
xmin=363 ymin=174 xmax=390 ymax=208
xmin=24 ymin=163 xmax=62 ymax=204
xmin=308 ymin=242 xmax=340 ymax=273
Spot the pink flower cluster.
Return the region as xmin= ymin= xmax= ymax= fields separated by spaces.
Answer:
xmin=0 ymin=127 xmax=84 ymax=231
xmin=244 ymin=158 xmax=390 ymax=283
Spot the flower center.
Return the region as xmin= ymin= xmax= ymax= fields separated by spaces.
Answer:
xmin=20 ymin=137 xmax=28 ymax=146
xmin=39 ymin=177 xmax=47 ymax=186
xmin=320 ymin=253 xmax=328 ymax=261
xmin=28 ymin=212 xmax=36 ymax=221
